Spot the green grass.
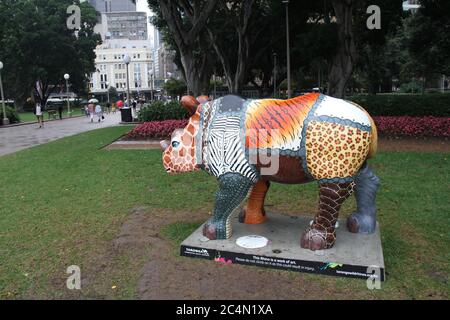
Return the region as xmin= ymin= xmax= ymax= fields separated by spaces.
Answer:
xmin=18 ymin=108 xmax=84 ymax=123
xmin=161 ymin=221 xmax=203 ymax=246
xmin=0 ymin=126 xmax=448 ymax=299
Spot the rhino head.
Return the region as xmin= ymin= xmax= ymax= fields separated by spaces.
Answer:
xmin=160 ymin=95 xmax=210 ymax=173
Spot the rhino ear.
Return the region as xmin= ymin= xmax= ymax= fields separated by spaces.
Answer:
xmin=181 ymin=95 xmax=199 ymax=115
xmin=196 ymin=95 xmax=210 ymax=104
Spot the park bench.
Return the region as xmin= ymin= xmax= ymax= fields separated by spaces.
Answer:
xmin=47 ymin=110 xmax=58 ymax=120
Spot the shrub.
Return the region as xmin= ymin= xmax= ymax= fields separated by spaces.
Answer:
xmin=138 ymin=101 xmax=189 ymax=122
xmin=126 ymin=117 xmax=449 ymax=140
xmin=373 ymin=116 xmax=450 ymax=138
xmin=399 ymin=82 xmax=422 ymax=94
xmin=349 ymin=94 xmax=450 ymax=117
xmin=125 ymin=120 xmax=188 ymax=140
xmin=0 ymin=106 xmax=20 ymax=125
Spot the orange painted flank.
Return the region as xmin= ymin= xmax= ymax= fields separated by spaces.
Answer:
xmin=245 ymin=93 xmax=320 ymax=149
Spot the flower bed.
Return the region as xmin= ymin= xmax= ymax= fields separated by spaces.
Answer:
xmin=373 ymin=116 xmax=450 ymax=138
xmin=125 ymin=117 xmax=449 ymax=140
xmin=125 ymin=120 xmax=188 ymax=140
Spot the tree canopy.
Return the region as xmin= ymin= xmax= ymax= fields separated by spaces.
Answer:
xmin=0 ymin=0 xmax=101 ymax=107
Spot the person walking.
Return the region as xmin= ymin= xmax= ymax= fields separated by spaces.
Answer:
xmin=105 ymin=102 xmax=111 ymax=114
xmin=95 ymin=104 xmax=103 ymax=123
xmin=111 ymin=102 xmax=116 ymax=114
xmin=88 ymin=102 xmax=95 ymax=123
xmin=58 ymin=104 xmax=63 ymax=120
xmin=34 ymin=101 xmax=44 ymax=128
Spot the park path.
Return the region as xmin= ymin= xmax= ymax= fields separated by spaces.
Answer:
xmin=0 ymin=113 xmax=122 ymax=157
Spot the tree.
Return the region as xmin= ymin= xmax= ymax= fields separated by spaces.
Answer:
xmin=108 ymin=86 xmax=119 ymax=103
xmin=164 ymin=79 xmax=187 ymax=98
xmin=326 ymin=0 xmax=358 ymax=98
xmin=206 ymin=0 xmax=256 ymax=94
xmin=409 ymin=0 xmax=450 ymax=77
xmin=0 ymin=0 xmax=101 ymax=108
xmin=148 ymin=0 xmax=218 ymax=96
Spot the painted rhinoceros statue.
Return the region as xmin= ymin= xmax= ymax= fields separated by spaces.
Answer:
xmin=161 ymin=93 xmax=380 ymax=251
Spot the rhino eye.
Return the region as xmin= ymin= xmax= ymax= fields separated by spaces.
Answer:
xmin=171 ymin=141 xmax=180 ymax=148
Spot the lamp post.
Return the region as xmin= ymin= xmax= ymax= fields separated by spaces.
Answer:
xmin=0 ymin=61 xmax=9 ymax=125
xmin=150 ymin=72 xmax=154 ymax=102
xmin=282 ymin=0 xmax=291 ymax=98
xmin=123 ymin=54 xmax=131 ymax=107
xmin=273 ymin=52 xmax=277 ymax=98
xmin=213 ymin=72 xmax=217 ymax=100
xmin=106 ymin=82 xmax=110 ymax=103
xmin=64 ymin=73 xmax=71 ymax=117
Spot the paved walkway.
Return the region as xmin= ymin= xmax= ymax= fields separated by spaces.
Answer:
xmin=0 ymin=113 xmax=122 ymax=157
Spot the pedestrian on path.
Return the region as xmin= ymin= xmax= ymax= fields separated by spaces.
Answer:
xmin=58 ymin=104 xmax=63 ymax=120
xmin=34 ymin=101 xmax=44 ymax=128
xmin=88 ymin=102 xmax=95 ymax=123
xmin=95 ymin=104 xmax=103 ymax=123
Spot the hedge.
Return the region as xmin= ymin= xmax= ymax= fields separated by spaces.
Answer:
xmin=0 ymin=106 xmax=20 ymax=125
xmin=373 ymin=116 xmax=450 ymax=138
xmin=349 ymin=94 xmax=450 ymax=117
xmin=125 ymin=116 xmax=449 ymax=140
xmin=125 ymin=120 xmax=188 ymax=140
xmin=137 ymin=95 xmax=450 ymax=120
xmin=138 ymin=101 xmax=189 ymax=122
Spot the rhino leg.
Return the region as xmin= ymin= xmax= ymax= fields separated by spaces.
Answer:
xmin=203 ymin=173 xmax=254 ymax=240
xmin=239 ymin=179 xmax=269 ymax=224
xmin=347 ymin=163 xmax=380 ymax=234
xmin=301 ymin=182 xmax=355 ymax=251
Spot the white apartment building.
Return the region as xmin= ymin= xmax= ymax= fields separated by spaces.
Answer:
xmin=90 ymin=39 xmax=154 ymax=98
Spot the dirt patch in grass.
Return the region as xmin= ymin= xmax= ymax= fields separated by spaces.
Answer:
xmin=72 ymin=206 xmax=387 ymax=300
xmin=378 ymin=137 xmax=450 ymax=153
xmin=53 ymin=204 xmax=446 ymax=300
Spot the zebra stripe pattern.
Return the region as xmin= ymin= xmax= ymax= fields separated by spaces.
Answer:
xmin=204 ymin=116 xmax=258 ymax=182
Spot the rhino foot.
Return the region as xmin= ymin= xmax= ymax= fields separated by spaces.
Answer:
xmin=347 ymin=212 xmax=376 ymax=234
xmin=202 ymin=220 xmax=229 ymax=240
xmin=300 ymin=228 xmax=336 ymax=251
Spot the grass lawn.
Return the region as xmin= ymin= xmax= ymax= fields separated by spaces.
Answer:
xmin=18 ymin=108 xmax=84 ymax=123
xmin=0 ymin=126 xmax=448 ymax=299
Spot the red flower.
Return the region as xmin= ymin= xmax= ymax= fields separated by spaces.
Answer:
xmin=125 ymin=120 xmax=189 ymax=140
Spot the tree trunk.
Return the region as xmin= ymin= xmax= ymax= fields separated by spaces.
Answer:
xmin=328 ymin=0 xmax=357 ymax=98
xmin=207 ymin=0 xmax=253 ymax=96
xmin=158 ymin=0 xmax=217 ymax=97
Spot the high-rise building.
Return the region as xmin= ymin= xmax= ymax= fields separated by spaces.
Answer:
xmin=104 ymin=12 xmax=148 ymax=40
xmin=88 ymin=0 xmax=136 ymax=13
xmin=88 ymin=1 xmax=154 ymax=99
xmin=152 ymin=29 xmax=181 ymax=87
xmin=90 ymin=39 xmax=154 ymax=99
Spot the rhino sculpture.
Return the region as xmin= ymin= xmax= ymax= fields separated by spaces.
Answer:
xmin=161 ymin=93 xmax=380 ymax=251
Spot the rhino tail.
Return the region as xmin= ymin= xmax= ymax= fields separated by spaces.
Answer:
xmin=367 ymin=114 xmax=378 ymax=159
